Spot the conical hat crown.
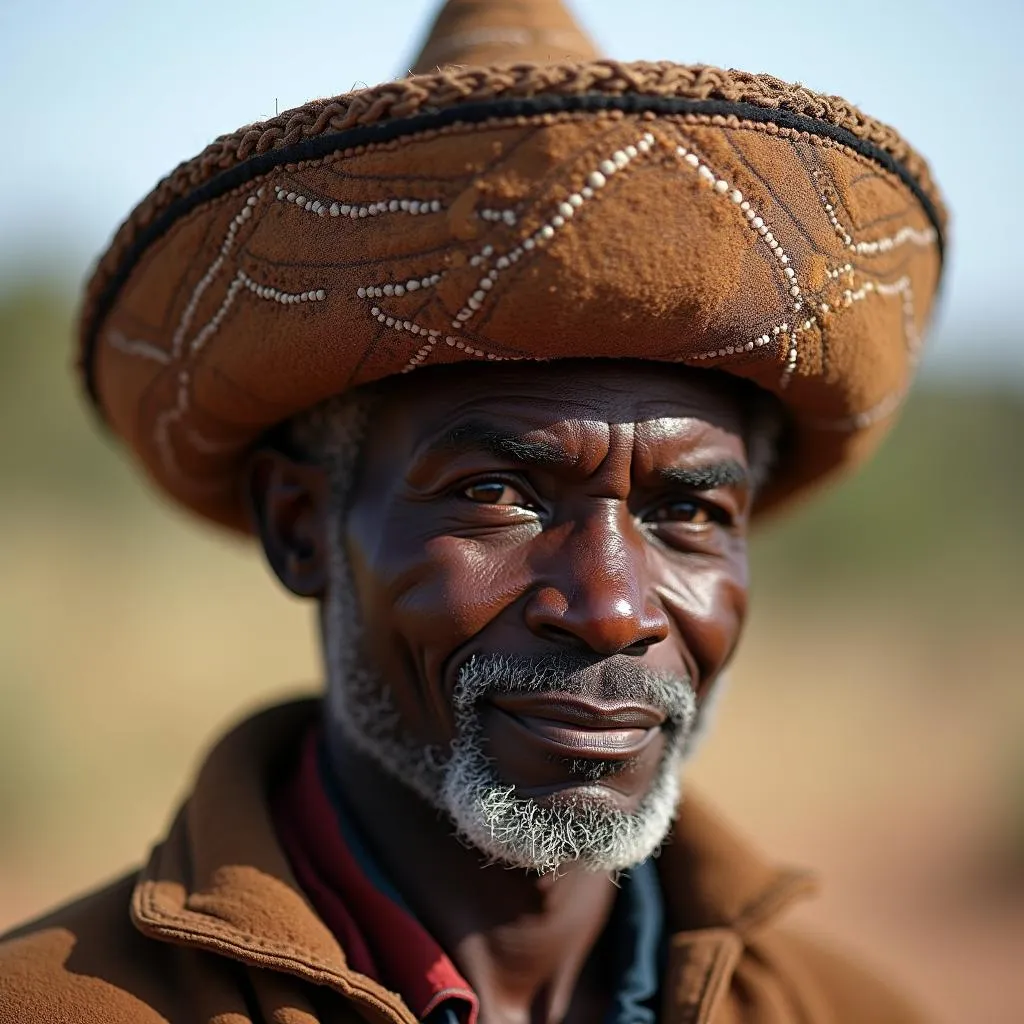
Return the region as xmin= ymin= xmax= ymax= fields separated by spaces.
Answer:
xmin=409 ymin=0 xmax=598 ymax=73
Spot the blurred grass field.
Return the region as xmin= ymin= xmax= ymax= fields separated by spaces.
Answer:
xmin=1 ymin=279 xmax=1022 ymax=1022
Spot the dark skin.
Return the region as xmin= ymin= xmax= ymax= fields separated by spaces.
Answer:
xmin=249 ymin=360 xmax=754 ymax=1024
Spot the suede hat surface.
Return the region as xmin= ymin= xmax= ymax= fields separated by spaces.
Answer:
xmin=79 ymin=0 xmax=947 ymax=531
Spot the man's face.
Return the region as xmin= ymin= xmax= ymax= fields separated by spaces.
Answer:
xmin=312 ymin=360 xmax=753 ymax=871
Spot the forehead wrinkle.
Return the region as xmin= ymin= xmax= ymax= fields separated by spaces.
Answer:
xmin=633 ymin=399 xmax=744 ymax=434
xmin=436 ymin=390 xmax=616 ymax=427
xmin=402 ymin=382 xmax=747 ymax=486
xmin=589 ymin=421 xmax=636 ymax=485
xmin=632 ymin=415 xmax=743 ymax=453
xmin=409 ymin=392 xmax=620 ymax=472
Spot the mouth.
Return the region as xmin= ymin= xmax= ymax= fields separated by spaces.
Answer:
xmin=487 ymin=693 xmax=665 ymax=760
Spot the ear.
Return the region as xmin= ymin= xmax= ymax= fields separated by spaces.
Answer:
xmin=245 ymin=447 xmax=330 ymax=598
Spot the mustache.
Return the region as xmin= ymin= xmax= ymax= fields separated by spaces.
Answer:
xmin=454 ymin=651 xmax=696 ymax=730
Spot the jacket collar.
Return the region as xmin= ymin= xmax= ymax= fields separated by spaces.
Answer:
xmin=131 ymin=698 xmax=816 ymax=1022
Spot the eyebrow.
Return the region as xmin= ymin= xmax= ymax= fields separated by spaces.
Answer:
xmin=658 ymin=460 xmax=750 ymax=491
xmin=426 ymin=421 xmax=749 ymax=490
xmin=430 ymin=420 xmax=569 ymax=467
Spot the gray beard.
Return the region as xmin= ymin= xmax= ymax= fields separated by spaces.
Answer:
xmin=322 ymin=547 xmax=698 ymax=874
xmin=441 ymin=653 xmax=696 ymax=873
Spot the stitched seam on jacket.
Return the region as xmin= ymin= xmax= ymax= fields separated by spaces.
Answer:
xmin=133 ymin=880 xmax=417 ymax=1023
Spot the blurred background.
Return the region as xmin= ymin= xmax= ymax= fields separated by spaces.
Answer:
xmin=1 ymin=0 xmax=1021 ymax=1020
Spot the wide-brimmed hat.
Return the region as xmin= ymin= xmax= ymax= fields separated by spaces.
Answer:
xmin=79 ymin=0 xmax=947 ymax=531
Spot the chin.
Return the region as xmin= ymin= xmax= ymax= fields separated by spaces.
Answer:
xmin=509 ymin=762 xmax=651 ymax=812
xmin=438 ymin=738 xmax=684 ymax=874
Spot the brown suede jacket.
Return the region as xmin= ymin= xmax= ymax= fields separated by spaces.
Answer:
xmin=0 ymin=700 xmax=927 ymax=1023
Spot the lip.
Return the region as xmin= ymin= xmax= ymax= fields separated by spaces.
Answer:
xmin=487 ymin=693 xmax=665 ymax=760
xmin=489 ymin=693 xmax=666 ymax=730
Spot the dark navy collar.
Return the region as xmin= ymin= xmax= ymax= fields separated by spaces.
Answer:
xmin=601 ymin=857 xmax=664 ymax=1024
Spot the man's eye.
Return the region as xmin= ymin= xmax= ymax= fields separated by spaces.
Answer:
xmin=462 ymin=480 xmax=531 ymax=506
xmin=647 ymin=500 xmax=713 ymax=525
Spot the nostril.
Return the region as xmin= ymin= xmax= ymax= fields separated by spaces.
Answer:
xmin=536 ymin=623 xmax=658 ymax=656
xmin=536 ymin=623 xmax=586 ymax=647
xmin=621 ymin=639 xmax=653 ymax=656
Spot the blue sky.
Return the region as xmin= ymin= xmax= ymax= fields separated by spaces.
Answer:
xmin=1 ymin=0 xmax=1021 ymax=377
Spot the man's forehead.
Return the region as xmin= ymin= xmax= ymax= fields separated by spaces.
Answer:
xmin=395 ymin=395 xmax=750 ymax=487
xmin=374 ymin=360 xmax=750 ymax=438
xmin=425 ymin=410 xmax=739 ymax=449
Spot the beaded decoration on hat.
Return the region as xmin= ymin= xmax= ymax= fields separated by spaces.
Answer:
xmin=80 ymin=0 xmax=947 ymax=531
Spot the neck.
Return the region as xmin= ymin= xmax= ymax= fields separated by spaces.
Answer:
xmin=325 ymin=731 xmax=618 ymax=1024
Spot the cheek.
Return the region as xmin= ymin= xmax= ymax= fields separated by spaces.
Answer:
xmin=660 ymin=555 xmax=748 ymax=696
xmin=398 ymin=539 xmax=529 ymax=640
xmin=349 ymin=512 xmax=534 ymax=678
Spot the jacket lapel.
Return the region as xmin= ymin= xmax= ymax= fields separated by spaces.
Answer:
xmin=131 ymin=698 xmax=417 ymax=1024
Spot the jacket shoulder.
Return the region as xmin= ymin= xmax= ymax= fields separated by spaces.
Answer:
xmin=0 ymin=871 xmax=180 ymax=1024
xmin=743 ymin=926 xmax=931 ymax=1024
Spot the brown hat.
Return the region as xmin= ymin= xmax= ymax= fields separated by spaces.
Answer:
xmin=80 ymin=0 xmax=947 ymax=531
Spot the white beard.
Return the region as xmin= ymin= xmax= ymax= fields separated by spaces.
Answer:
xmin=438 ymin=654 xmax=693 ymax=873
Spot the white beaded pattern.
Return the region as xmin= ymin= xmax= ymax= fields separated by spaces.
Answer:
xmin=690 ymin=321 xmax=792 ymax=363
xmin=674 ymin=143 xmax=809 ymax=384
xmin=692 ymin=265 xmax=918 ymax=394
xmin=153 ymin=191 xmax=262 ymax=472
xmin=141 ymin=146 xmax=935 ymax=472
xmin=274 ymin=186 xmax=442 ymax=219
xmin=673 ymin=152 xmax=925 ymax=393
xmin=479 ymin=208 xmax=518 ymax=226
xmin=147 ymin=187 xmax=329 ymax=475
xmin=779 ymin=316 xmax=817 ymax=389
xmin=154 ymin=371 xmax=193 ymax=477
xmin=184 ymin=269 xmax=326 ymax=359
xmin=812 ymin=169 xmax=937 ymax=255
xmin=186 ymin=271 xmax=246 ymax=356
xmin=449 ymin=133 xmax=657 ymax=331
xmin=675 ymin=144 xmax=802 ymax=310
xmin=106 ymin=328 xmax=170 ymax=365
xmin=373 ymin=310 xmax=511 ymax=371
xmin=357 ymin=273 xmax=444 ymax=300
xmin=353 ymin=303 xmax=504 ymax=373
xmin=838 ymin=274 xmax=920 ymax=360
xmin=238 ymin=270 xmax=326 ymax=306
xmin=352 ymin=266 xmax=508 ymax=369
xmin=168 ymin=189 xmax=263 ymax=360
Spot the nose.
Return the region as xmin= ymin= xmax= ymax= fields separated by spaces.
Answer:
xmin=524 ymin=510 xmax=671 ymax=655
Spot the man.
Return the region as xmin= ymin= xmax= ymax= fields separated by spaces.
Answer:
xmin=0 ymin=0 xmax=947 ymax=1020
